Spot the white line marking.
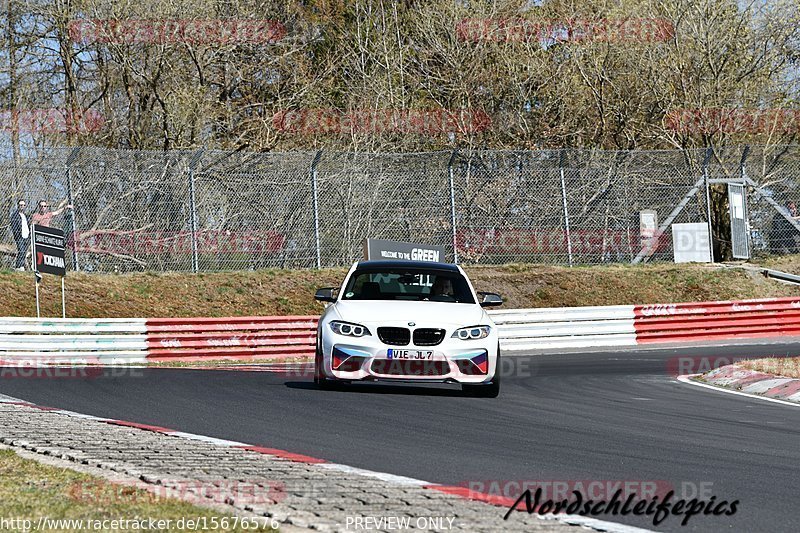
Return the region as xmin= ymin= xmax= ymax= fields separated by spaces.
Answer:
xmin=166 ymin=431 xmax=246 ymax=447
xmin=317 ymin=463 xmax=428 ymax=486
xmin=0 ymin=394 xmax=24 ymax=403
xmin=52 ymin=410 xmax=111 ymax=420
xmin=677 ymin=375 xmax=800 ymax=408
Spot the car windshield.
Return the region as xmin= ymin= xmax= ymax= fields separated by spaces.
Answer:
xmin=342 ymin=268 xmax=475 ymax=304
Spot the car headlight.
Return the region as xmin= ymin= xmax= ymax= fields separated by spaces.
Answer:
xmin=451 ymin=325 xmax=491 ymax=340
xmin=329 ymin=321 xmax=371 ymax=337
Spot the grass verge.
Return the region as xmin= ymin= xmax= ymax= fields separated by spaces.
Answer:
xmin=1 ymin=259 xmax=798 ymax=318
xmin=738 ymin=357 xmax=800 ymax=378
xmin=0 ymin=448 xmax=275 ymax=532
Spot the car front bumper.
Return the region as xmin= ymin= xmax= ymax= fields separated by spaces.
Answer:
xmin=321 ymin=334 xmax=499 ymax=384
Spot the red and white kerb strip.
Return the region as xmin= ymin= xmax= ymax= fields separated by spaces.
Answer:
xmin=681 ymin=365 xmax=800 ymax=405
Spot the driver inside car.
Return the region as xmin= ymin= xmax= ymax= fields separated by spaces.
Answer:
xmin=428 ymin=277 xmax=455 ymax=302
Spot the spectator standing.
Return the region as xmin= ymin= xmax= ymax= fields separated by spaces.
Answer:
xmin=31 ymin=198 xmax=72 ymax=228
xmin=9 ymin=200 xmax=30 ymax=271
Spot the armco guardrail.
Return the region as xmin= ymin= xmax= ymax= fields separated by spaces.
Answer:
xmin=145 ymin=316 xmax=317 ymax=361
xmin=0 ymin=318 xmax=148 ymax=363
xmin=493 ymin=296 xmax=800 ymax=350
xmin=0 ymin=316 xmax=317 ymax=364
xmin=489 ymin=306 xmax=636 ymax=351
xmin=2 ymin=297 xmax=799 ymax=362
xmin=634 ymin=297 xmax=800 ymax=343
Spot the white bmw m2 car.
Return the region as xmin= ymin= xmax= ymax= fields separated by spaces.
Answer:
xmin=313 ymin=260 xmax=503 ymax=397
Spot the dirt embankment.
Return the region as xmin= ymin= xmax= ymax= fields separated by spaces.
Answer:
xmin=1 ymin=260 xmax=798 ymax=318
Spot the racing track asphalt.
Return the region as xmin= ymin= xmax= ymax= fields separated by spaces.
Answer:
xmin=1 ymin=342 xmax=799 ymax=532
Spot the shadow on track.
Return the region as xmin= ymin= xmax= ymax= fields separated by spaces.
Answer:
xmin=284 ymin=381 xmax=471 ymax=397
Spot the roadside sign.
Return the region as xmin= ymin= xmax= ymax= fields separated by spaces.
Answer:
xmin=672 ymin=223 xmax=712 ymax=263
xmin=30 ymin=224 xmax=67 ymax=319
xmin=33 ymin=225 xmax=67 ymax=276
xmin=363 ymin=239 xmax=446 ymax=263
xmin=640 ymin=210 xmax=658 ymax=249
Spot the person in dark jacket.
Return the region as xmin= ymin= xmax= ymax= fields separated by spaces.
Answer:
xmin=9 ymin=199 xmax=30 ymax=270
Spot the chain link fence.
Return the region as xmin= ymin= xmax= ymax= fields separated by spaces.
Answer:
xmin=3 ymin=145 xmax=800 ymax=272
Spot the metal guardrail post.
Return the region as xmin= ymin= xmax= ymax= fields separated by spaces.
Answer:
xmin=311 ymin=151 xmax=323 ymax=269
xmin=447 ymin=150 xmax=459 ymax=264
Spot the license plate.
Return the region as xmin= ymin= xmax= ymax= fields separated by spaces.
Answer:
xmin=387 ymin=349 xmax=433 ymax=360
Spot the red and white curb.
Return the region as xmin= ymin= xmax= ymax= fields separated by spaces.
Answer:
xmin=0 ymin=394 xmax=650 ymax=533
xmin=677 ymin=366 xmax=800 ymax=408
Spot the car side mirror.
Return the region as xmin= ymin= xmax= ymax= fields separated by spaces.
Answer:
xmin=477 ymin=291 xmax=503 ymax=307
xmin=314 ymin=288 xmax=337 ymax=303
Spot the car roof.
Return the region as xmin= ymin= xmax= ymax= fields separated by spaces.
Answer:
xmin=355 ymin=260 xmax=460 ymax=272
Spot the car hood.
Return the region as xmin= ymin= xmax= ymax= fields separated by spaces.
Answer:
xmin=331 ymin=300 xmax=488 ymax=327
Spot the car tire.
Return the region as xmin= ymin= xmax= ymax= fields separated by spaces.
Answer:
xmin=462 ymin=345 xmax=501 ymax=398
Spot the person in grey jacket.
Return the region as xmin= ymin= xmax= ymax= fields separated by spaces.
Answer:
xmin=9 ymin=199 xmax=30 ymax=270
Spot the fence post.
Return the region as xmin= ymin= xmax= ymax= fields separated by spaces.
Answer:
xmin=65 ymin=147 xmax=81 ymax=271
xmin=559 ymin=150 xmax=573 ymax=267
xmin=703 ymin=147 xmax=714 ymax=263
xmin=739 ymin=145 xmax=750 ymax=178
xmin=447 ymin=150 xmax=459 ymax=264
xmin=188 ymin=168 xmax=198 ymax=272
xmin=188 ymin=150 xmax=204 ymax=273
xmin=311 ymin=151 xmax=323 ymax=269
